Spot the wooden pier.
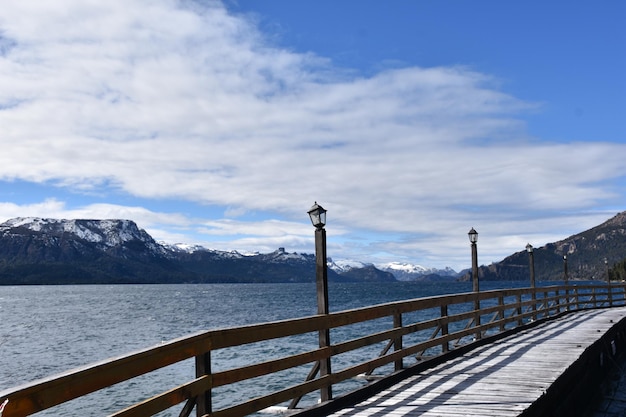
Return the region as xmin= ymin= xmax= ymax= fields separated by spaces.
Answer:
xmin=303 ymin=307 xmax=626 ymax=417
xmin=1 ymin=283 xmax=626 ymax=417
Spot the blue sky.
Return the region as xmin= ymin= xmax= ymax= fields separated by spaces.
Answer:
xmin=0 ymin=0 xmax=624 ymax=271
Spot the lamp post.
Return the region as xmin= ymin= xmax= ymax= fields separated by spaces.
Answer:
xmin=468 ymin=228 xmax=480 ymax=339
xmin=307 ymin=202 xmax=332 ymax=401
xmin=526 ymin=244 xmax=536 ymax=320
xmin=605 ymin=258 xmax=612 ymax=306
xmin=468 ymin=228 xmax=479 ymax=293
xmin=526 ymin=244 xmax=536 ymax=289
xmin=563 ymin=255 xmax=569 ymax=311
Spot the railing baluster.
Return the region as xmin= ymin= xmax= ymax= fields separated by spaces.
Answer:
xmin=441 ymin=305 xmax=449 ymax=353
xmin=319 ymin=324 xmax=332 ymax=402
xmin=393 ymin=310 xmax=403 ymax=371
xmin=178 ymin=397 xmax=196 ymax=417
xmin=195 ymin=352 xmax=212 ymax=417
xmin=474 ymin=293 xmax=481 ymax=341
xmin=288 ymin=362 xmax=319 ymax=409
xmin=552 ymin=291 xmax=558 ymax=315
xmin=498 ymin=295 xmax=505 ymax=332
xmin=589 ymin=288 xmax=595 ymax=308
xmin=530 ymin=288 xmax=537 ymax=321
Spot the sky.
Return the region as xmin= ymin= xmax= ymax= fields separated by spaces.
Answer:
xmin=0 ymin=0 xmax=624 ymax=271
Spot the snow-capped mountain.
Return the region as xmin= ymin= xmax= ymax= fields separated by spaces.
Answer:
xmin=0 ymin=218 xmax=396 ymax=284
xmin=327 ymin=258 xmax=372 ymax=273
xmin=376 ymin=262 xmax=458 ymax=281
xmin=161 ymin=242 xmax=247 ymax=259
xmin=0 ymin=217 xmax=459 ymax=284
xmin=0 ymin=217 xmax=166 ymax=254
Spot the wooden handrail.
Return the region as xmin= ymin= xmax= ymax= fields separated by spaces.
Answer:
xmin=1 ymin=283 xmax=624 ymax=417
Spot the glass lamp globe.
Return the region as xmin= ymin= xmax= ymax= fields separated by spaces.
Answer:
xmin=307 ymin=202 xmax=327 ymax=229
xmin=468 ymin=228 xmax=478 ymax=244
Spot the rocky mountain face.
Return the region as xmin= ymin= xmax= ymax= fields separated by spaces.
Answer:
xmin=0 ymin=218 xmax=396 ymax=284
xmin=462 ymin=211 xmax=626 ymax=282
xmin=0 ymin=218 xmax=184 ymax=284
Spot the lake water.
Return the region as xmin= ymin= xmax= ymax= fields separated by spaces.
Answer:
xmin=0 ymin=281 xmax=549 ymax=416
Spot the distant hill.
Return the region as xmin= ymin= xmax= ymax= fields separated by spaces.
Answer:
xmin=0 ymin=218 xmax=396 ymax=284
xmin=460 ymin=211 xmax=626 ymax=282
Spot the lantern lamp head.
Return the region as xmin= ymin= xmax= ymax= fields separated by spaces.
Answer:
xmin=526 ymin=243 xmax=533 ymax=253
xmin=308 ymin=202 xmax=327 ymax=229
xmin=468 ymin=228 xmax=478 ymax=244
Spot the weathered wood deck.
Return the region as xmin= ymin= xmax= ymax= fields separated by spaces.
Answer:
xmin=318 ymin=307 xmax=626 ymax=417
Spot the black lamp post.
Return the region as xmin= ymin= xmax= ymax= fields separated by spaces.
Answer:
xmin=307 ymin=202 xmax=332 ymax=401
xmin=605 ymin=258 xmax=612 ymax=306
xmin=563 ymin=255 xmax=569 ymax=311
xmin=468 ymin=228 xmax=480 ymax=339
xmin=526 ymin=243 xmax=537 ymax=320
xmin=526 ymin=244 xmax=536 ymax=289
xmin=468 ymin=228 xmax=479 ymax=293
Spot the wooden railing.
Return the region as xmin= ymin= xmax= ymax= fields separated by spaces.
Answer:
xmin=1 ymin=283 xmax=625 ymax=417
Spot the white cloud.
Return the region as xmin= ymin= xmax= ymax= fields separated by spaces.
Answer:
xmin=0 ymin=0 xmax=624 ymax=270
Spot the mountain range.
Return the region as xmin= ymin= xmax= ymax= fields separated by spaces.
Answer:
xmin=0 ymin=218 xmax=401 ymax=284
xmin=0 ymin=211 xmax=624 ymax=285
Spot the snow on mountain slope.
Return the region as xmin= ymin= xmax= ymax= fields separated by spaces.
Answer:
xmin=328 ymin=258 xmax=371 ymax=273
xmin=376 ymin=262 xmax=458 ymax=281
xmin=0 ymin=217 xmax=164 ymax=253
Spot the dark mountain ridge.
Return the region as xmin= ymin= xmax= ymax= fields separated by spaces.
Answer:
xmin=0 ymin=218 xmax=394 ymax=284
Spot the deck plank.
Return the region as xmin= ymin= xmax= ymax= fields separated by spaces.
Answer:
xmin=326 ymin=307 xmax=626 ymax=417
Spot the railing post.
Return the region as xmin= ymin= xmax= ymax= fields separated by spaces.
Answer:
xmin=527 ymin=246 xmax=537 ymax=321
xmin=516 ymin=293 xmax=523 ymax=326
xmin=393 ymin=311 xmax=403 ymax=371
xmin=470 ymin=236 xmax=481 ymax=341
xmin=474 ymin=294 xmax=481 ymax=340
xmin=440 ymin=305 xmax=449 ymax=353
xmin=315 ymin=227 xmax=332 ymax=402
xmin=606 ymin=259 xmax=613 ymax=307
xmin=195 ymin=352 xmax=212 ymax=416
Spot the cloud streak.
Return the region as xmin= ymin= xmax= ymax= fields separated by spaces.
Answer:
xmin=0 ymin=0 xmax=624 ymax=269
